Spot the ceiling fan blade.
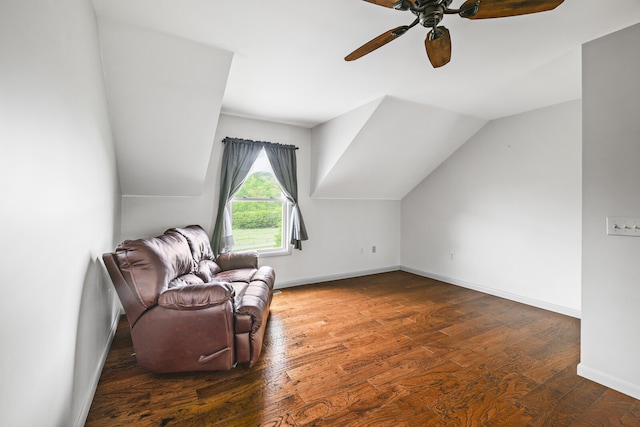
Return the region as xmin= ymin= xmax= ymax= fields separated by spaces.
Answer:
xmin=345 ymin=25 xmax=410 ymax=61
xmin=460 ymin=0 xmax=564 ymax=19
xmin=425 ymin=27 xmax=451 ymax=68
xmin=362 ymin=0 xmax=413 ymax=9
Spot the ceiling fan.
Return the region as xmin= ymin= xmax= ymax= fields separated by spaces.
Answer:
xmin=345 ymin=0 xmax=565 ymax=68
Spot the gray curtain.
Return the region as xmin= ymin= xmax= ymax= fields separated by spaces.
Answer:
xmin=211 ymin=138 xmax=262 ymax=255
xmin=264 ymin=143 xmax=308 ymax=250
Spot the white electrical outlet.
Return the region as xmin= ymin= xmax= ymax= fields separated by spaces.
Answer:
xmin=449 ymin=252 xmax=455 ymax=261
xmin=372 ymin=246 xmax=376 ymax=253
xmin=606 ymin=217 xmax=640 ymax=237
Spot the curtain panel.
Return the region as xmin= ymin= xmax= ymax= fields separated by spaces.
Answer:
xmin=263 ymin=143 xmax=308 ymax=250
xmin=211 ymin=137 xmax=308 ymax=255
xmin=211 ymin=138 xmax=262 ymax=255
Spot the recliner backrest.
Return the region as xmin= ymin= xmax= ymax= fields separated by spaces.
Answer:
xmin=115 ymin=232 xmax=194 ymax=308
xmin=168 ymin=225 xmax=214 ymax=262
xmin=168 ymin=225 xmax=221 ymax=283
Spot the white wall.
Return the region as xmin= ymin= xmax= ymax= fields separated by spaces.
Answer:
xmin=121 ymin=113 xmax=402 ymax=285
xmin=401 ymin=101 xmax=582 ymax=316
xmin=579 ymin=23 xmax=640 ymax=399
xmin=311 ymin=97 xmax=382 ymax=194
xmin=0 ymin=0 xmax=121 ymax=426
xmin=218 ymin=115 xmax=402 ymax=285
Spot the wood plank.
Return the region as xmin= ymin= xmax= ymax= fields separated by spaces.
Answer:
xmin=86 ymin=271 xmax=638 ymax=426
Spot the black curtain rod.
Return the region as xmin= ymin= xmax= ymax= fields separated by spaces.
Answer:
xmin=222 ymin=136 xmax=298 ymax=150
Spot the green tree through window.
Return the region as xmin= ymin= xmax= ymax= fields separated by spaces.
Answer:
xmin=235 ymin=172 xmax=282 ymax=199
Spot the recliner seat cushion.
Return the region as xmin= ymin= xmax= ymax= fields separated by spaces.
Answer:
xmin=215 ymin=268 xmax=259 ymax=284
xmin=196 ymin=259 xmax=222 ymax=283
xmin=169 ymin=273 xmax=204 ymax=289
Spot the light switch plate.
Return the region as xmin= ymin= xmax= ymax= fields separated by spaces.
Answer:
xmin=606 ymin=216 xmax=640 ymax=237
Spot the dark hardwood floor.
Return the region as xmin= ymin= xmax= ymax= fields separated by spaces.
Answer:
xmin=86 ymin=271 xmax=640 ymax=426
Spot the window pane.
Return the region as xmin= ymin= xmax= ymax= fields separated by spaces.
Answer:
xmin=235 ymin=171 xmax=282 ymax=198
xmin=231 ymin=200 xmax=283 ymax=251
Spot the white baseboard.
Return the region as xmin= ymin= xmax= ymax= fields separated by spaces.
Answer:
xmin=400 ymin=266 xmax=581 ymax=319
xmin=578 ymin=363 xmax=640 ymax=400
xmin=275 ymin=266 xmax=401 ymax=289
xmin=74 ymin=309 xmax=121 ymax=427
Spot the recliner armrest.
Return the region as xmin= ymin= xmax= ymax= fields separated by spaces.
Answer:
xmin=235 ymin=279 xmax=272 ymax=332
xmin=216 ymin=251 xmax=258 ymax=271
xmin=236 ymin=299 xmax=267 ymax=332
xmin=158 ymin=282 xmax=234 ymax=310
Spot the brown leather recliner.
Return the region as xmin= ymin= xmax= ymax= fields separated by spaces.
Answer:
xmin=102 ymin=225 xmax=275 ymax=373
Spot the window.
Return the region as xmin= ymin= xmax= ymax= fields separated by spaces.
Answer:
xmin=212 ymin=137 xmax=307 ymax=256
xmin=228 ymin=149 xmax=290 ymax=256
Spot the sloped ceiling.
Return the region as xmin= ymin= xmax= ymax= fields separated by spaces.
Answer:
xmin=312 ymin=96 xmax=487 ymax=199
xmin=91 ymin=1 xmax=640 ymax=200
xmin=98 ymin=18 xmax=232 ymax=196
xmin=91 ymin=0 xmax=640 ymax=127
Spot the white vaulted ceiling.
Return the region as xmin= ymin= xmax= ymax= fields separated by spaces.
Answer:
xmin=311 ymin=96 xmax=487 ymax=199
xmin=92 ymin=0 xmax=640 ymax=199
xmin=98 ymin=18 xmax=232 ymax=197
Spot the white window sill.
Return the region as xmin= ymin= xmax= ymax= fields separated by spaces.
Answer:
xmin=257 ymin=246 xmax=292 ymax=258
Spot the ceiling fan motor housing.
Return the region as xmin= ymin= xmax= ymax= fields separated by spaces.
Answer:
xmin=419 ymin=5 xmax=444 ymax=27
xmin=413 ymin=0 xmax=453 ymax=28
